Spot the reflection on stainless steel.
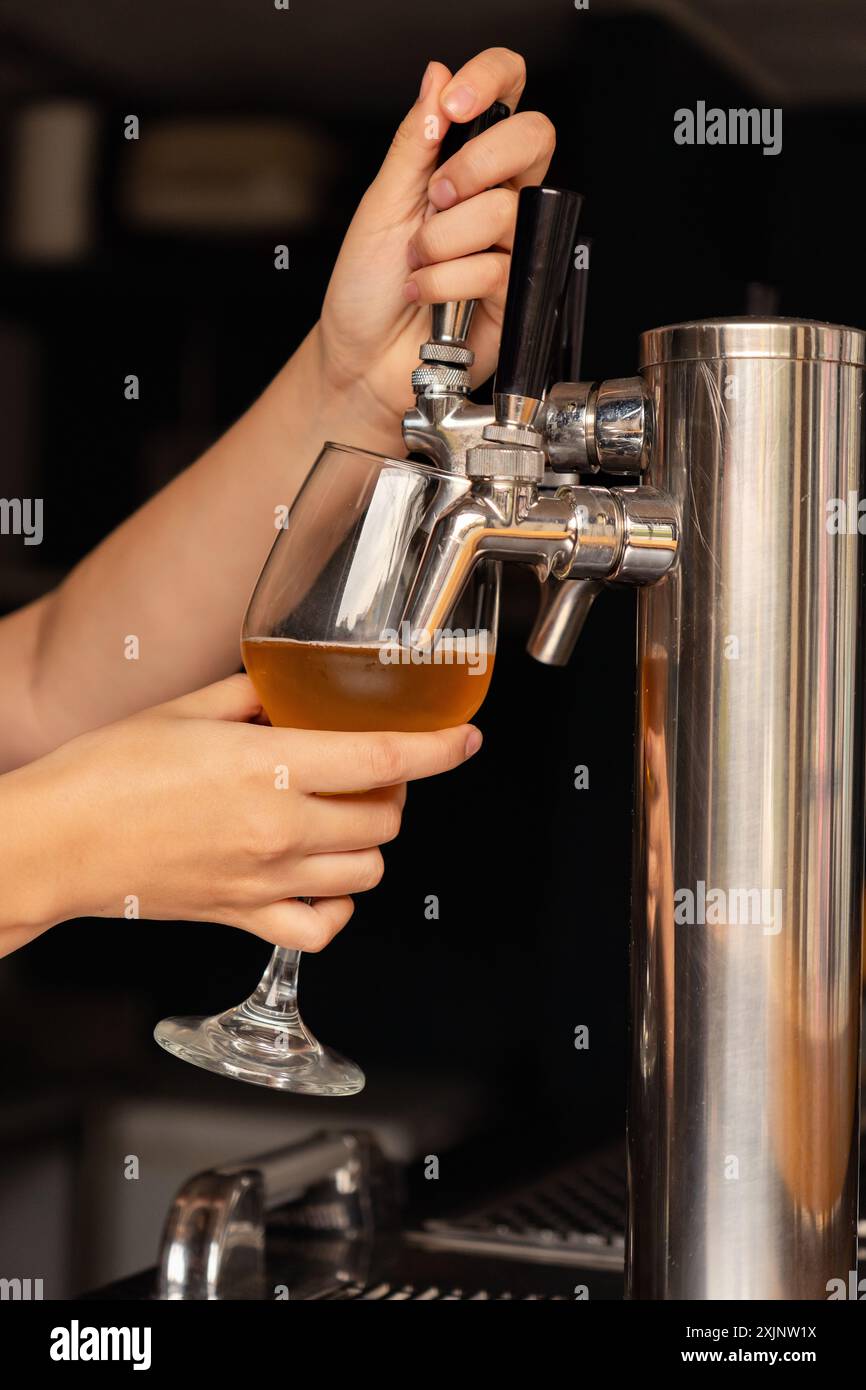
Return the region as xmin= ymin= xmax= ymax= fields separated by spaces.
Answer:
xmin=429 ymin=299 xmax=476 ymax=352
xmin=545 ymin=376 xmax=651 ymax=476
xmin=593 ymin=377 xmax=652 ymax=474
xmin=629 ymin=318 xmax=866 ymax=1299
xmin=612 ymin=484 xmax=680 ymax=583
xmin=544 ymin=380 xmax=597 ymax=473
xmin=402 ymin=393 xmax=492 ymax=473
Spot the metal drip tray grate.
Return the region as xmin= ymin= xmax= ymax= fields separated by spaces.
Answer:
xmin=312 ymin=1281 xmax=567 ymax=1300
xmin=414 ymin=1145 xmax=626 ymax=1270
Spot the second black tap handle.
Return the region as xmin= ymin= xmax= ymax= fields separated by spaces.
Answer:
xmin=495 ymin=185 xmax=583 ymax=406
xmin=557 ymin=234 xmax=591 ymax=383
xmin=439 ymin=98 xmax=510 ymax=162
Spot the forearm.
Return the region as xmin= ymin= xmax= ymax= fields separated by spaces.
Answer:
xmin=4 ymin=44 xmax=537 ymax=768
xmin=19 ymin=324 xmax=403 ymax=761
xmin=0 ymin=756 xmax=76 ymax=952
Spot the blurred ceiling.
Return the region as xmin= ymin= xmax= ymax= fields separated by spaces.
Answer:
xmin=0 ymin=0 xmax=863 ymax=108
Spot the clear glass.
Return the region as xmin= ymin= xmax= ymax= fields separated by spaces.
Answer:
xmin=155 ymin=444 xmax=498 ymax=1094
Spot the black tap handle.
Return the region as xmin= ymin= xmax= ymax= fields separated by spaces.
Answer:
xmin=465 ymin=98 xmax=511 ymax=142
xmin=494 ymin=185 xmax=583 ymax=402
xmin=438 ymin=99 xmax=510 ymax=162
xmin=556 ymin=234 xmax=591 ymax=382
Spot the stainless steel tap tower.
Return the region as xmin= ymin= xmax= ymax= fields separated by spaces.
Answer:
xmin=393 ymin=168 xmax=865 ymax=1297
xmin=628 ymin=320 xmax=866 ymax=1299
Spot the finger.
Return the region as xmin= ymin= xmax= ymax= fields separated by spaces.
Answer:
xmin=273 ymin=848 xmax=385 ymax=899
xmin=284 ymin=725 xmax=483 ymax=794
xmin=406 ymin=252 xmax=510 ymax=309
xmin=298 ymin=786 xmax=405 ymax=854
xmin=153 ymin=673 xmax=263 ymax=724
xmin=428 ymin=111 xmax=555 ymax=210
xmin=409 ymin=187 xmax=517 ymax=269
xmin=232 ymin=895 xmax=355 ymax=952
xmin=369 ymin=60 xmax=454 ymax=207
xmin=439 ymin=47 xmax=526 ymax=124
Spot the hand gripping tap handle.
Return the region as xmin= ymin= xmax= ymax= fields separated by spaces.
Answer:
xmin=494 ymin=186 xmax=583 ymax=416
xmin=430 ymin=100 xmax=511 ymax=351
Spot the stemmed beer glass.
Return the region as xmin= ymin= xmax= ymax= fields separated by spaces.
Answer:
xmin=154 ymin=444 xmax=498 ymax=1094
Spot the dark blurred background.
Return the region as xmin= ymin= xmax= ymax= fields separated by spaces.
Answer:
xmin=1 ymin=0 xmax=864 ymax=1296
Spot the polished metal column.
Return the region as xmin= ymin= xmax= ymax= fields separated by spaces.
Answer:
xmin=628 ymin=319 xmax=866 ymax=1299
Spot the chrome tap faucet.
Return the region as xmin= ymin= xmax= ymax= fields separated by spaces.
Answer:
xmin=401 ymin=298 xmax=494 ymax=473
xmin=401 ymin=101 xmax=508 ymax=474
xmin=401 ymin=185 xmax=679 ymax=639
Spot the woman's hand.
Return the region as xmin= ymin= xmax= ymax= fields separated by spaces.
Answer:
xmin=0 ymin=54 xmax=553 ymax=759
xmin=317 ymin=48 xmax=555 ymax=441
xmin=0 ymin=675 xmax=481 ymax=958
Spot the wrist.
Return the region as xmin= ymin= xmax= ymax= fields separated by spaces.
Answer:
xmin=0 ymin=757 xmax=84 ymax=950
xmin=272 ymin=323 xmax=406 ymax=460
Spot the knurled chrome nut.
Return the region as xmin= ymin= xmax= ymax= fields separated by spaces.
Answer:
xmin=411 ymin=364 xmax=471 ymax=391
xmin=482 ymin=422 xmax=544 ymax=447
xmin=419 ymin=341 xmax=475 ymax=367
xmin=466 ymin=444 xmax=547 ymax=481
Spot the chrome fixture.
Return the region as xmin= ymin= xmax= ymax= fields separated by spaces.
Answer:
xmin=157 ymin=1131 xmax=397 ymax=1300
xmin=628 ymin=317 xmax=865 ymax=1299
xmin=401 ymin=185 xmax=679 ymax=643
xmin=395 ymin=174 xmax=865 ymax=1298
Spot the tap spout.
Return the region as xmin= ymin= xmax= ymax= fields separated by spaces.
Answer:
xmin=402 ymin=485 xmax=579 ymax=640
xmin=527 ymin=577 xmax=603 ymax=666
xmin=403 ymin=481 xmax=679 ymax=641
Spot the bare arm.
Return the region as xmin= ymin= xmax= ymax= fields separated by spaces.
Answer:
xmin=0 ymin=48 xmax=549 ymax=770
xmin=0 ymin=327 xmax=400 ymax=767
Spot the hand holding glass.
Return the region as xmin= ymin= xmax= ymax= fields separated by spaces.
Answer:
xmin=155 ymin=446 xmax=497 ymax=1094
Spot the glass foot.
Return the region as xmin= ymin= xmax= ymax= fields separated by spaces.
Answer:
xmin=154 ymin=1008 xmax=365 ymax=1095
xmin=154 ymin=945 xmax=365 ymax=1096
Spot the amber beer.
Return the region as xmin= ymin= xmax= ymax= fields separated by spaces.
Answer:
xmin=242 ymin=634 xmax=494 ymax=733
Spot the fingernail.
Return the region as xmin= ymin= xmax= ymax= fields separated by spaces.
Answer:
xmin=428 ymin=177 xmax=457 ymax=210
xmin=406 ymin=243 xmax=423 ymax=271
xmin=419 ymin=63 xmax=433 ymax=100
xmin=403 ymin=279 xmax=420 ymax=302
xmin=465 ymin=728 xmax=483 ymax=757
xmin=442 ymin=83 xmax=476 ymax=118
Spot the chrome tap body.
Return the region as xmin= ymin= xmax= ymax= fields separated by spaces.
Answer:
xmin=401 ymin=188 xmax=679 ymax=640
xmin=403 ymin=477 xmax=676 ymax=638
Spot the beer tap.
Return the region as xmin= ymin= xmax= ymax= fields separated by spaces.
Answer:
xmin=402 ymin=100 xmax=509 ymax=473
xmin=394 ymin=156 xmax=866 ymax=1303
xmin=527 ymin=230 xmax=603 ymax=666
xmin=395 ymin=168 xmax=866 ymax=1303
xmin=401 ymin=185 xmax=679 ymax=639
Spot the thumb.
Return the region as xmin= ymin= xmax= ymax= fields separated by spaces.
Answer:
xmin=152 ymin=673 xmax=264 ymax=724
xmin=368 ymin=61 xmax=454 ymax=208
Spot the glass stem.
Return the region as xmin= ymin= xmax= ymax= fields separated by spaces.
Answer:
xmin=249 ymin=945 xmax=302 ymax=1021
